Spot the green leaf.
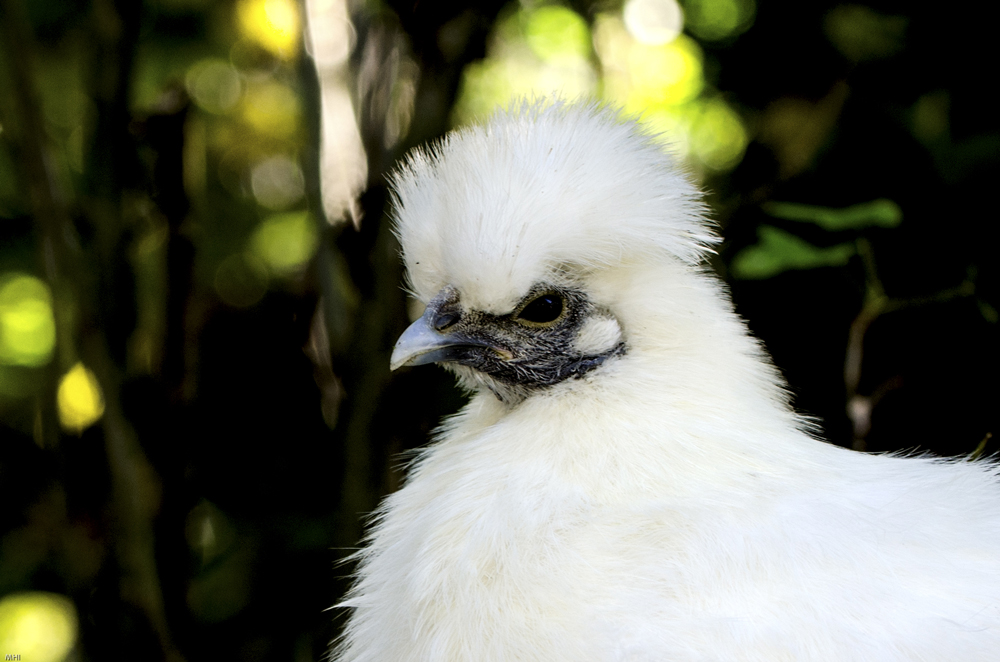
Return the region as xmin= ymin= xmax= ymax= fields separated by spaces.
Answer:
xmin=731 ymin=225 xmax=855 ymax=280
xmin=763 ymin=198 xmax=903 ymax=231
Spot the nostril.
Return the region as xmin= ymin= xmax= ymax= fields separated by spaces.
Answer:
xmin=433 ymin=311 xmax=460 ymax=331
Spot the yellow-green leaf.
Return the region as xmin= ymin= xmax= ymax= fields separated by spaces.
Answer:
xmin=763 ymin=198 xmax=902 ymax=231
xmin=731 ymin=225 xmax=855 ymax=280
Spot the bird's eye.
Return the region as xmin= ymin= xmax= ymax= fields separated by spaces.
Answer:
xmin=516 ymin=293 xmax=564 ymax=325
xmin=433 ymin=310 xmax=460 ymax=331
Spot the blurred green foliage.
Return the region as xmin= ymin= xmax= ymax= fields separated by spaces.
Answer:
xmin=452 ymin=1 xmax=750 ymax=172
xmin=732 ymin=199 xmax=903 ymax=279
xmin=0 ymin=0 xmax=997 ymax=660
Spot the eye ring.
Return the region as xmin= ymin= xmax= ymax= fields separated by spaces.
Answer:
xmin=515 ymin=292 xmax=565 ymax=326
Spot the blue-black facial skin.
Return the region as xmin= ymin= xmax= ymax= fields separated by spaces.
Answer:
xmin=424 ymin=284 xmax=626 ymax=401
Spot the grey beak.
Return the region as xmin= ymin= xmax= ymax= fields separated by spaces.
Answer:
xmin=390 ymin=306 xmax=493 ymax=371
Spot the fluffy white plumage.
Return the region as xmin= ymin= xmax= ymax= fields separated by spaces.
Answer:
xmin=334 ymin=101 xmax=1000 ymax=661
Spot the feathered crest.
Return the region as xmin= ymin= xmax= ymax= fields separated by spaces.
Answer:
xmin=390 ymin=100 xmax=718 ymax=311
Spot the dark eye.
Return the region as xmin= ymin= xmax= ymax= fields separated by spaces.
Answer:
xmin=516 ymin=293 xmax=564 ymax=324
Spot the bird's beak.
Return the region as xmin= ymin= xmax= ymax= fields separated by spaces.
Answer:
xmin=390 ymin=308 xmax=496 ymax=371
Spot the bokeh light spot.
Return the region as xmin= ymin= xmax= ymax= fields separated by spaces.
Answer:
xmin=596 ymin=16 xmax=705 ymax=113
xmin=451 ymin=5 xmax=597 ymax=126
xmin=689 ymin=97 xmax=748 ymax=170
xmin=594 ymin=12 xmax=749 ymax=172
xmin=824 ymin=4 xmax=906 ymax=63
xmin=684 ymin=0 xmax=756 ymax=42
xmin=0 ymin=592 xmax=78 ymax=662
xmin=237 ymin=0 xmax=301 ymax=59
xmin=251 ymin=211 xmax=319 ymax=275
xmin=57 ymin=363 xmax=105 ymax=433
xmin=251 ymin=155 xmax=305 ymax=210
xmin=214 ymin=253 xmax=269 ymax=308
xmin=524 ymin=5 xmax=592 ymax=60
xmin=186 ymin=59 xmax=243 ymax=114
xmin=624 ymin=0 xmax=684 ymax=45
xmin=911 ymin=92 xmax=949 ymax=144
xmin=626 ymin=33 xmax=704 ymax=108
xmin=242 ymin=81 xmax=300 ymax=139
xmin=0 ymin=273 xmax=56 ymax=367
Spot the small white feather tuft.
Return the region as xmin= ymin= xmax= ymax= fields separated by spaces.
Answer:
xmin=572 ymin=314 xmax=622 ymax=355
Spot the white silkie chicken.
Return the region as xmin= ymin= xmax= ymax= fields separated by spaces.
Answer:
xmin=334 ymin=101 xmax=1000 ymax=661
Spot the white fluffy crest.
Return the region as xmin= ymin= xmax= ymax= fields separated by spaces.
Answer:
xmin=391 ymin=101 xmax=716 ymax=311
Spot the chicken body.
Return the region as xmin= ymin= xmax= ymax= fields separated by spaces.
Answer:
xmin=334 ymin=102 xmax=1000 ymax=661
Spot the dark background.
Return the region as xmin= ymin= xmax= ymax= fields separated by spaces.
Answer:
xmin=0 ymin=0 xmax=996 ymax=659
